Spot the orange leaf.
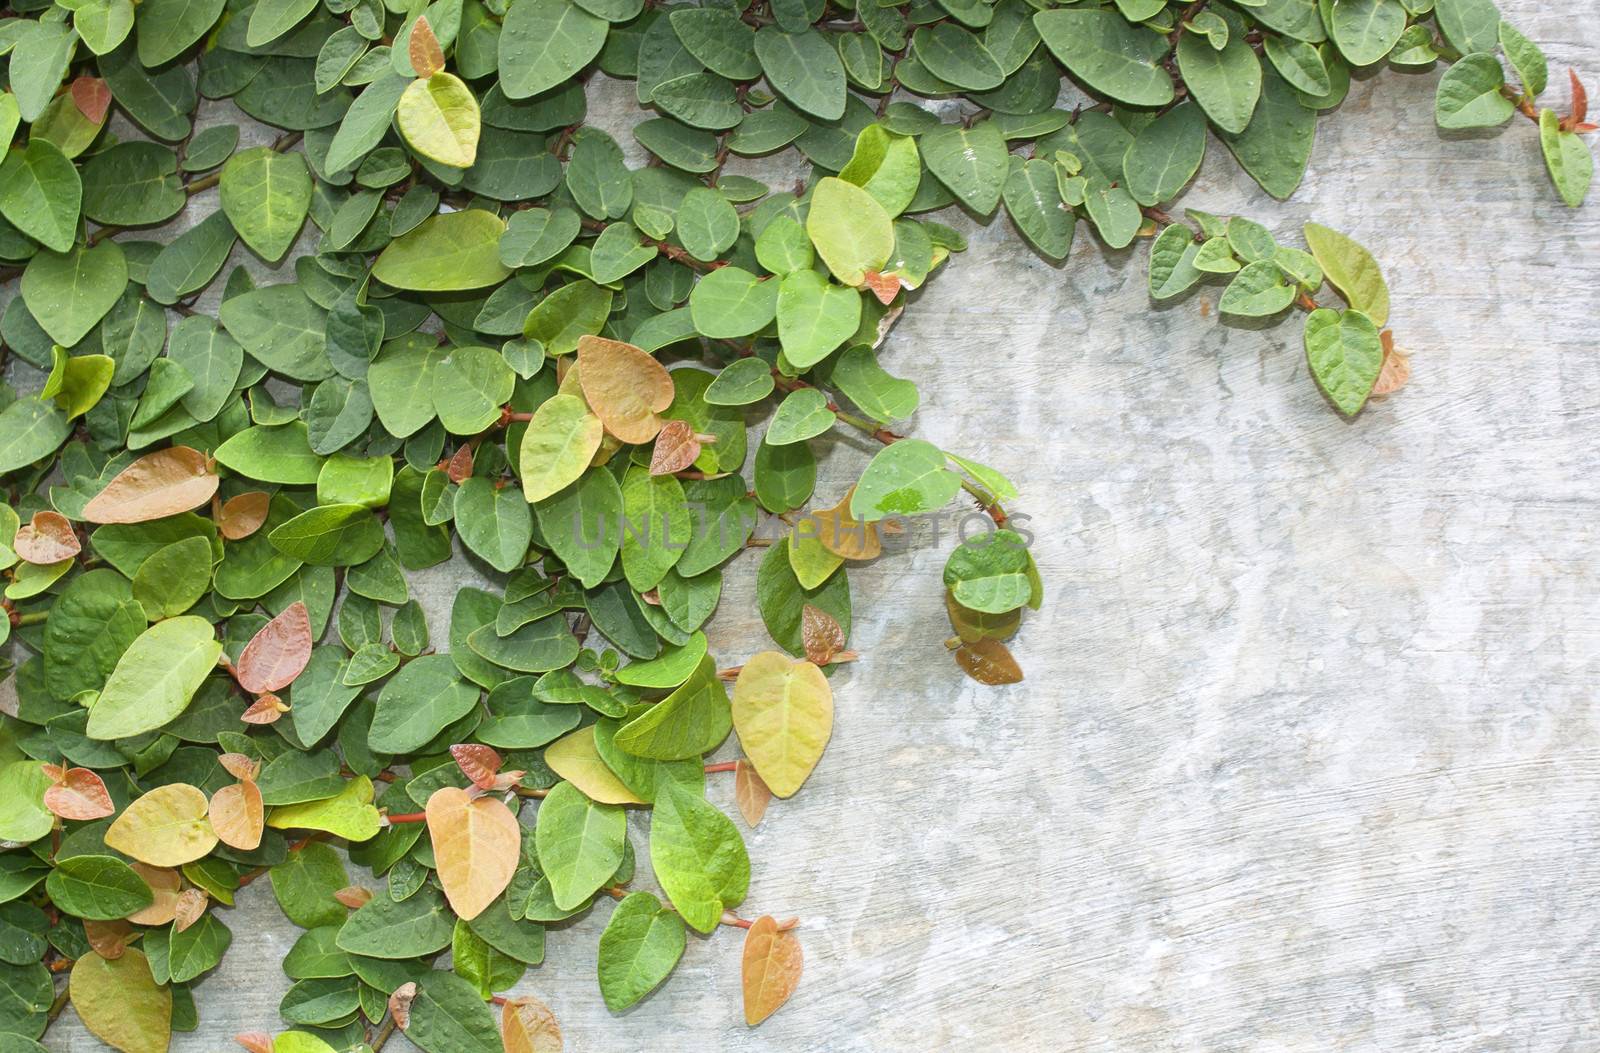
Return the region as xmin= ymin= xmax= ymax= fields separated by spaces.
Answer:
xmin=70 ymin=76 xmax=111 ymax=124
xmin=450 ymin=743 xmax=503 ymax=790
xmin=410 ymin=15 xmax=444 ymax=78
xmin=1572 ymin=68 xmax=1589 ymax=126
xmin=734 ymin=760 xmax=770 ymax=827
xmin=127 ymin=864 xmax=182 ymax=925
xmin=43 ymin=767 xmax=114 ymax=820
xmin=218 ymin=753 xmax=261 ymax=782
xmin=82 ymin=446 xmax=219 ymax=525
xmin=953 ymin=638 xmax=1023 ymax=685
xmin=218 ymin=491 xmax=270 ymax=540
xmin=235 ymin=602 xmax=312 ymax=694
xmin=800 ymin=604 xmax=846 ymax=665
xmin=741 ymin=916 xmax=802 ymax=1026
xmin=446 ymin=443 xmax=475 ymax=483
xmin=425 ymin=786 xmax=521 ymax=920
xmin=235 ymin=1033 xmax=272 ymax=1053
xmin=861 ymin=271 xmax=900 ymax=305
xmin=1371 ymin=346 xmax=1411 ymax=397
xmin=334 ymin=885 xmax=373 ymax=909
xmin=240 ymin=693 xmax=287 ymax=724
xmin=83 ymin=919 xmax=135 ymax=960
xmin=172 ymin=888 xmax=208 ymax=933
xmin=576 ymin=335 xmax=675 ymax=444
xmin=501 ymin=996 xmax=563 ymax=1053
xmin=807 ymin=489 xmax=881 ymax=560
xmin=13 ymin=510 xmax=80 ymax=565
xmin=209 ymin=780 xmax=264 ymax=851
xmin=389 ymin=981 xmax=418 ymax=1030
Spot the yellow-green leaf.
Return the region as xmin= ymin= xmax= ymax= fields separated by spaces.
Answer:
xmin=69 ymin=949 xmax=171 ymax=1053
xmin=105 ymin=783 xmax=218 ymax=867
xmin=266 ymin=775 xmax=382 ymax=841
xmin=730 ymin=651 xmax=832 ymax=797
xmin=544 ymin=726 xmax=645 ymax=805
xmin=397 ymin=72 xmax=481 ymax=169
xmin=518 ymin=393 xmax=604 ymax=502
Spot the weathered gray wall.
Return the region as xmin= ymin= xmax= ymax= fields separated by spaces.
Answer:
xmin=26 ymin=0 xmax=1600 ymax=1048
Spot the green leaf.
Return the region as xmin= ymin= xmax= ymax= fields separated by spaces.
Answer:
xmin=219 ymin=148 xmax=312 ymax=263
xmin=1034 ymin=8 xmax=1174 ymax=107
xmin=1147 ymin=224 xmax=1204 ymax=301
xmin=753 ymin=27 xmax=846 ymax=120
xmin=522 ymin=279 xmax=612 ymax=353
xmin=132 ymin=536 xmax=214 ymax=619
xmin=613 ymin=654 xmax=730 ymax=760
xmin=1540 ymin=108 xmax=1593 ymax=209
xmin=676 ymin=187 xmax=739 ymax=262
xmin=374 ymin=210 xmax=511 ymax=292
xmin=406 ymin=970 xmax=502 ymax=1052
xmin=849 ymin=438 xmax=961 ymax=521
xmin=0 ymin=140 xmax=81 ymax=254
xmin=518 ymin=393 xmax=604 ymax=503
xmin=911 ymin=23 xmax=1003 ymax=91
xmin=1435 ymin=53 xmax=1514 ymax=129
xmin=218 ymin=285 xmax=334 ymax=382
xmin=1176 ymin=28 xmax=1261 ymax=135
xmin=1220 ymin=71 xmax=1317 ymax=199
xmin=20 ymin=243 xmax=128 ymax=349
xmin=269 ymin=504 xmax=386 ymax=566
xmin=534 ymin=467 xmax=622 ymax=588
xmin=499 ymin=0 xmax=609 ymax=99
xmin=215 ymin=422 xmax=325 ymax=484
xmin=336 ymin=885 xmax=455 ymax=958
xmin=689 ymin=266 xmax=779 ymax=339
xmin=399 ymin=72 xmax=482 ymax=169
xmin=9 ymin=22 xmax=75 ymax=124
xmin=1499 ymin=21 xmax=1547 ymax=97
xmin=136 ymin=0 xmax=227 ymax=66
xmin=919 ymin=120 xmax=1008 ymax=216
xmin=454 ymin=477 xmax=532 ymax=572
xmin=943 ymin=529 xmax=1033 ymax=613
xmin=1263 ymin=34 xmax=1332 ymax=96
xmin=1218 ymin=260 xmax=1295 ymax=317
xmin=597 ymin=891 xmax=685 ymax=1011
xmin=434 ymin=345 xmax=515 ymax=435
xmin=1327 ymin=0 xmax=1406 ymax=66
xmin=805 ymin=176 xmax=894 ymax=286
xmin=1123 ymin=103 xmax=1207 ymax=207
xmin=776 ymin=270 xmax=861 ymax=367
xmin=1303 ymin=307 xmax=1382 ymax=416
xmin=533 ymin=781 xmax=626 ymax=909
xmin=765 ymin=387 xmax=836 ymax=445
xmin=246 ymin=0 xmax=319 ymax=48
xmin=1002 ymin=156 xmax=1074 ymax=262
xmin=85 ymin=616 xmax=222 ymax=739
xmin=370 ymin=655 xmax=480 ymax=753
xmin=648 ymin=783 xmax=748 ymax=933
xmin=325 ymin=73 xmax=411 ymax=175
xmin=1302 ymin=222 xmax=1390 ymax=326
xmin=619 ymin=465 xmax=690 ymax=592
xmin=46 ymin=855 xmax=154 ymax=919
xmin=831 ymin=346 xmax=919 ymax=423
xmin=1434 ymin=0 xmax=1500 ymax=56
xmin=0 ymin=764 xmax=53 ymax=845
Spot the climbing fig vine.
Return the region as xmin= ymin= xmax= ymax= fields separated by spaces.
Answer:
xmin=0 ymin=0 xmax=1587 ymax=1047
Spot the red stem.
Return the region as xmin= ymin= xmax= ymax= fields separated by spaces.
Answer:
xmin=703 ymin=761 xmax=737 ymax=773
xmin=387 ymin=811 xmax=426 ymax=824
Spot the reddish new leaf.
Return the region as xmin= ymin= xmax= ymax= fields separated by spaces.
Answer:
xmin=43 ymin=766 xmax=114 ymax=820
xmin=389 ymin=982 xmax=418 ymax=1030
xmin=70 ymin=77 xmax=111 ymax=124
xmin=1371 ymin=346 xmax=1411 ymax=397
xmin=410 ymin=15 xmax=444 ymax=78
xmin=241 ymin=693 xmax=287 ymax=724
xmin=953 ymin=638 xmax=1024 ymax=685
xmin=446 ymin=443 xmax=475 ymax=483
xmin=450 ymin=743 xmax=503 ymax=790
xmin=862 ymin=271 xmax=901 ymax=305
xmin=235 ymin=602 xmax=312 ymax=694
xmin=800 ymin=604 xmax=846 ymax=665
xmin=218 ymin=491 xmax=270 ymax=540
xmin=649 ymin=419 xmax=703 ymax=475
xmin=741 ymin=916 xmax=803 ymax=1025
xmin=13 ymin=510 xmax=80 ymax=564
xmin=334 ymin=885 xmax=373 ymax=909
xmin=1572 ymin=69 xmax=1589 ymax=126
xmin=501 ymin=996 xmax=563 ymax=1053
xmin=83 ymin=920 xmax=135 ymax=960
xmin=235 ymin=1034 xmax=272 ymax=1053
xmin=734 ymin=760 xmax=771 ymax=827
xmin=172 ymin=888 xmax=208 ymax=933
xmin=217 ymin=753 xmax=261 ymax=782
xmin=82 ymin=446 xmax=219 ymax=525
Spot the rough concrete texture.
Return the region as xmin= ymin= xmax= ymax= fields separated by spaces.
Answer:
xmin=15 ymin=0 xmax=1600 ymax=1048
